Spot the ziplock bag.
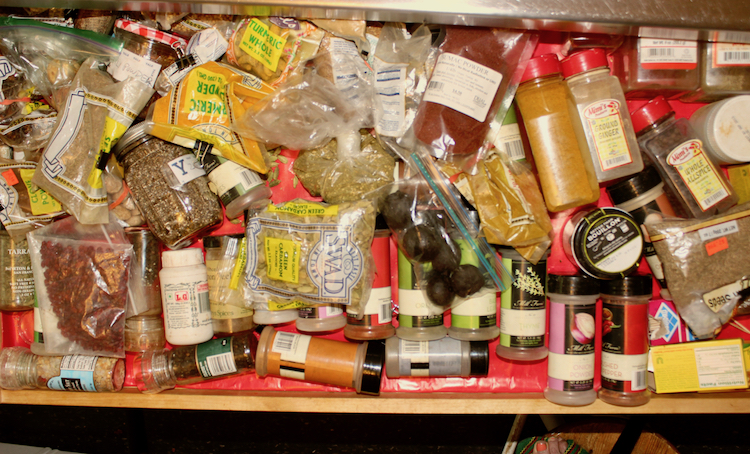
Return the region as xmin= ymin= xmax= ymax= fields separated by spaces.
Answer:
xmin=27 ymin=214 xmax=133 ymax=358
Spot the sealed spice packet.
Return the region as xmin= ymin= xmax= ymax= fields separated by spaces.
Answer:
xmin=27 ymin=214 xmax=133 ymax=358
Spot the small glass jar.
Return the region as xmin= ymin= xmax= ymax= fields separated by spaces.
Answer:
xmin=113 ymin=123 xmax=223 ymax=250
xmin=681 ymin=38 xmax=750 ymax=103
xmin=0 ymin=347 xmax=124 ymax=392
xmin=0 ymin=229 xmax=35 ymax=311
xmin=630 ymin=95 xmax=738 ymax=219
xmin=134 ymin=333 xmax=258 ymax=393
xmin=124 ymin=227 xmax=162 ymax=317
xmin=515 ymin=54 xmax=600 ymax=212
xmin=124 ymin=315 xmax=166 ymax=353
xmin=561 ymin=48 xmax=644 ymax=183
xmin=689 ymin=95 xmax=750 ymax=165
xmin=114 ymin=18 xmax=185 ymax=69
xmin=384 ymin=336 xmax=489 ymax=378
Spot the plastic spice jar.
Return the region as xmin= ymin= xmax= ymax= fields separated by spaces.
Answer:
xmin=544 ymin=274 xmax=599 ymax=407
xmin=609 ymin=36 xmax=699 ymax=99
xmin=134 ymin=332 xmax=258 ymax=393
xmin=0 ymin=229 xmax=35 ymax=311
xmin=606 ymin=166 xmax=677 ymax=300
xmin=160 ymin=248 xmax=214 ymax=346
xmin=514 ymin=54 xmax=600 ymax=212
xmin=689 ymin=95 xmax=750 ymax=165
xmin=255 ymin=326 xmax=385 ymax=395
xmin=113 ymin=122 xmax=223 ymax=250
xmin=496 ymin=248 xmax=548 ymax=362
xmin=124 ymin=315 xmax=166 ymax=353
xmin=681 ymin=38 xmax=750 ymax=103
xmin=396 ymin=249 xmax=448 ymax=341
xmin=384 ymin=336 xmax=489 ymax=378
xmin=630 ymin=95 xmax=738 ymax=219
xmin=124 ymin=227 xmax=162 ymax=317
xmin=562 ymin=207 xmax=644 ymax=280
xmin=560 ymin=48 xmax=644 ymax=183
xmin=0 ymin=347 xmax=125 ymax=392
xmin=599 ymin=274 xmax=653 ymax=407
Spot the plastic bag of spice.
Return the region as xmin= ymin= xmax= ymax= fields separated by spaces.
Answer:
xmin=407 ymin=26 xmax=537 ymax=173
xmin=647 ymin=203 xmax=750 ymax=339
xmin=32 ymin=57 xmax=154 ymax=225
xmin=245 ymin=198 xmax=377 ymax=317
xmin=27 ymin=214 xmax=134 ymax=358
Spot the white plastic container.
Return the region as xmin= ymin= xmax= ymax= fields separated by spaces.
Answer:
xmin=160 ymin=248 xmax=214 ymax=345
xmin=253 ymin=307 xmax=298 ymax=325
xmin=689 ymin=95 xmax=750 ymax=165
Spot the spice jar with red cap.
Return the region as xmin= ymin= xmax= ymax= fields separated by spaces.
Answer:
xmin=514 ymin=53 xmax=599 ymax=212
xmin=630 ymin=95 xmax=738 ymax=219
xmin=561 ymin=48 xmax=644 ymax=183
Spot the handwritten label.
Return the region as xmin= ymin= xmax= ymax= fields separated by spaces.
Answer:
xmin=699 ymin=220 xmax=739 ymax=241
xmin=108 ymin=49 xmax=161 ymax=88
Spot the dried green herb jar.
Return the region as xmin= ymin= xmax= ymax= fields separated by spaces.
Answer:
xmin=113 ymin=123 xmax=222 ymax=249
xmin=0 ymin=230 xmax=35 ymax=311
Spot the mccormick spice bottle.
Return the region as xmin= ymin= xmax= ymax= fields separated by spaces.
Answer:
xmin=561 ymin=48 xmax=644 ymax=183
xmin=630 ymin=95 xmax=738 ymax=219
xmin=515 ymin=54 xmax=600 ymax=212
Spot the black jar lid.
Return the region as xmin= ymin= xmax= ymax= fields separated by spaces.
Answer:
xmin=607 ymin=166 xmax=664 ymax=206
xmin=112 ymin=121 xmax=155 ymax=161
xmin=360 ymin=340 xmax=385 ymax=396
xmin=600 ymin=274 xmax=653 ymax=297
xmin=547 ymin=274 xmax=600 ymax=296
xmin=469 ymin=341 xmax=490 ymax=376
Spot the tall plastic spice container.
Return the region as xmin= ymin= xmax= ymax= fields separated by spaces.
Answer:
xmin=514 ymin=54 xmax=600 ymax=212
xmin=599 ymin=274 xmax=652 ymax=407
xmin=496 ymin=248 xmax=548 ymax=361
xmin=160 ymin=248 xmax=214 ymax=346
xmin=560 ymin=48 xmax=644 ymax=183
xmin=384 ymin=336 xmax=489 ymax=378
xmin=544 ymin=274 xmax=599 ymax=407
xmin=396 ymin=250 xmax=447 ymax=341
xmin=630 ymin=95 xmax=738 ymax=219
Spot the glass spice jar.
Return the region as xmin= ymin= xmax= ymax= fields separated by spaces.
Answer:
xmin=134 ymin=332 xmax=258 ymax=393
xmin=124 ymin=227 xmax=162 ymax=317
xmin=0 ymin=347 xmax=125 ymax=392
xmin=514 ymin=54 xmax=600 ymax=212
xmin=681 ymin=37 xmax=750 ymax=103
xmin=124 ymin=315 xmax=166 ymax=353
xmin=0 ymin=229 xmax=35 ymax=311
xmin=113 ymin=122 xmax=223 ymax=250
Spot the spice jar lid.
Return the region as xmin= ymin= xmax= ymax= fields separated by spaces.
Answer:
xmin=630 ymin=96 xmax=674 ymax=133
xmin=547 ymin=274 xmax=600 ymax=296
xmin=520 ymin=54 xmax=562 ymax=83
xmin=360 ymin=340 xmax=385 ymax=396
xmin=112 ymin=121 xmax=153 ymax=161
xmin=469 ymin=341 xmax=490 ymax=376
xmin=606 ymin=166 xmax=664 ymax=206
xmin=162 ymin=248 xmax=204 ymax=268
xmin=560 ymin=48 xmax=609 ymax=78
xmin=600 ymin=274 xmax=653 ymax=297
xmin=202 ymin=234 xmax=245 ymax=249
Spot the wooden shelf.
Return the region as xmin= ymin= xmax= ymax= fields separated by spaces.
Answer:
xmin=3 ymin=388 xmax=750 ymax=414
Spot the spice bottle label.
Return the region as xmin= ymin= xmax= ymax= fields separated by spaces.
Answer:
xmin=582 ymin=99 xmax=633 ymax=171
xmin=196 ymin=336 xmax=238 ymax=378
xmin=667 ymin=140 xmax=730 ymax=211
xmin=46 ymin=355 xmax=98 ymax=392
xmin=451 ymin=292 xmax=497 ymax=329
xmin=163 ymin=281 xmax=212 ymax=330
xmin=346 ymin=287 xmax=392 ymax=326
xmin=494 ymin=122 xmax=526 ymax=162
xmin=547 ymin=301 xmax=595 ymax=392
xmin=422 ymin=52 xmax=502 ymax=123
xmin=579 ymin=212 xmax=643 ymax=275
xmin=299 ymin=304 xmax=344 ymax=319
xmin=168 ymin=154 xmax=206 ymax=186
xmin=601 ymin=302 xmax=649 ymax=392
xmin=238 ymin=18 xmax=286 ymax=73
xmin=398 ymin=339 xmax=463 ymax=377
xmin=271 ymin=331 xmax=311 ymax=380
xmin=639 ymin=39 xmax=698 ymax=69
xmin=373 ymin=59 xmax=407 ymax=138
xmin=500 ymin=255 xmax=547 ymax=348
xmin=713 ymin=42 xmax=750 ymax=67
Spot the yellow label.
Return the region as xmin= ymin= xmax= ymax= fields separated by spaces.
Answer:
xmin=268 ymin=299 xmax=311 ymax=310
xmin=265 ymin=236 xmax=300 ymax=283
xmin=267 ymin=201 xmax=338 ymax=217
xmin=229 ymin=238 xmax=247 ymax=290
xmin=182 ymin=67 xmax=229 ymax=120
xmin=728 ymin=164 xmax=750 ymax=205
xmin=19 ymin=169 xmax=63 ymax=215
xmin=583 ymin=99 xmax=633 ymax=171
xmin=668 ymin=140 xmax=729 ymax=211
xmin=88 ymin=117 xmax=127 ymax=189
xmin=238 ymin=18 xmax=285 ymax=73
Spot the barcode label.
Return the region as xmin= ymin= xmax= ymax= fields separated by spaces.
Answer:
xmin=722 ymin=51 xmax=750 ymax=62
xmin=715 ymin=42 xmax=750 ymax=65
xmin=604 ymin=154 xmax=632 ymax=169
xmin=504 ymin=139 xmax=525 ymax=161
xmin=198 ymin=291 xmax=210 ymax=313
xmin=272 ymin=331 xmax=311 ymax=364
xmin=239 ymin=168 xmax=262 ymax=191
xmin=380 ymin=301 xmax=392 ymax=323
xmin=649 ymin=48 xmax=675 ymax=57
xmin=427 ymin=81 xmax=444 ymax=91
xmin=639 ymin=39 xmax=697 ymax=66
xmin=402 ymin=340 xmax=424 ymax=354
xmin=206 ymin=352 xmax=237 ymax=377
xmin=274 ymin=331 xmax=296 ymax=352
xmin=632 ymin=368 xmax=647 ymax=391
xmin=702 ymin=189 xmax=729 ymax=208
xmin=401 ymin=340 xmax=429 ymax=364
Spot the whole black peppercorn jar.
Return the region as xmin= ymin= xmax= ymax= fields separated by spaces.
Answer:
xmin=113 ymin=123 xmax=223 ymax=249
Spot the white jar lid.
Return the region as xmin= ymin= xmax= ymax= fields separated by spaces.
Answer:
xmin=161 ymin=248 xmax=203 ymax=268
xmin=710 ymin=95 xmax=750 ymax=164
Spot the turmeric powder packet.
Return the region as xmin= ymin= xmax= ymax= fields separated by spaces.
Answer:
xmin=148 ymin=61 xmax=274 ymax=174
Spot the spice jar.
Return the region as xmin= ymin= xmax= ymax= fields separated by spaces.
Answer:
xmin=384 ymin=336 xmax=489 ymax=378
xmin=560 ymin=48 xmax=644 ymax=183
xmin=134 ymin=333 xmax=258 ymax=393
xmin=496 ymin=248 xmax=548 ymax=361
xmin=681 ymin=38 xmax=750 ymax=103
xmin=515 ymin=54 xmax=600 ymax=212
xmin=396 ymin=250 xmax=448 ymax=341
xmin=599 ymin=274 xmax=652 ymax=407
xmin=297 ymin=304 xmax=347 ymax=333
xmin=255 ymin=326 xmax=385 ymax=395
xmin=124 ymin=315 xmax=166 ymax=353
xmin=0 ymin=347 xmax=124 ymax=392
xmin=562 ymin=207 xmax=644 ymax=280
xmin=689 ymin=95 xmax=750 ymax=165
xmin=0 ymin=229 xmax=35 ymax=311
xmin=124 ymin=227 xmax=162 ymax=317
xmin=544 ymin=274 xmax=599 ymax=407
xmin=490 ymin=103 xmax=527 ymax=163
xmin=113 ymin=123 xmax=223 ymax=250
xmin=606 ymin=166 xmax=678 ymax=300
xmin=204 ymin=234 xmax=255 ymax=336
xmin=609 ymin=36 xmax=699 ymax=99
xmin=160 ymin=248 xmax=214 ymax=346
xmin=630 ymin=95 xmax=738 ymax=219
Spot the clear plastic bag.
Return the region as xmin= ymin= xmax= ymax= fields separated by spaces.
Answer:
xmin=27 ymin=214 xmax=134 ymax=358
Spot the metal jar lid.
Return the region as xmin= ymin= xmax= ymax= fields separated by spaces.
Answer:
xmin=112 ymin=122 xmax=156 ymax=161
